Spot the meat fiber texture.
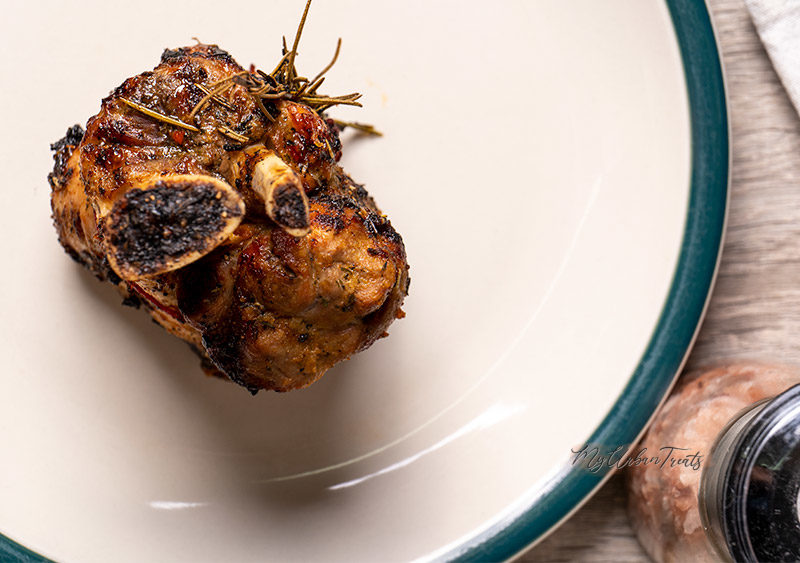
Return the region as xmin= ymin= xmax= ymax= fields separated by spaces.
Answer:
xmin=49 ymin=44 xmax=409 ymax=393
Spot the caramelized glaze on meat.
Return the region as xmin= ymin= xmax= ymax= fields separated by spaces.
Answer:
xmin=49 ymin=44 xmax=409 ymax=393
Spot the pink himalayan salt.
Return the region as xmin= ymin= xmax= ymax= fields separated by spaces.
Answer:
xmin=626 ymin=363 xmax=800 ymax=562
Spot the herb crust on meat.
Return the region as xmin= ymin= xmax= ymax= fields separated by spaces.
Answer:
xmin=48 ymin=2 xmax=409 ymax=393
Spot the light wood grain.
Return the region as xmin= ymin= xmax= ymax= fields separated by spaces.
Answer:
xmin=522 ymin=0 xmax=800 ymax=560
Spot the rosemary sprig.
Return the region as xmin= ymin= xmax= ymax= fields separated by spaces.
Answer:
xmin=188 ymin=80 xmax=236 ymax=120
xmin=332 ymin=119 xmax=383 ymax=137
xmin=209 ymin=71 xmax=249 ymax=89
xmin=217 ymin=126 xmax=249 ymax=143
xmin=195 ymin=83 xmax=235 ymax=111
xmin=298 ymin=95 xmax=362 ymax=106
xmin=187 ymin=0 xmax=377 ymax=138
xmin=236 ymin=0 xmax=366 ymax=116
xmin=253 ymin=96 xmax=275 ymax=123
xmin=301 ymin=38 xmax=341 ymax=95
xmin=119 ymin=97 xmax=199 ymax=132
xmin=286 ymin=0 xmax=312 ymax=83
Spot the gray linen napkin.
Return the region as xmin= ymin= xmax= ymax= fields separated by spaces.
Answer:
xmin=744 ymin=0 xmax=800 ymax=117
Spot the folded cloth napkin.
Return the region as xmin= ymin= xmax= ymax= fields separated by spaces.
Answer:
xmin=744 ymin=0 xmax=800 ymax=117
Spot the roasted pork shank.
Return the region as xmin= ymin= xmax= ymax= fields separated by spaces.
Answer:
xmin=49 ymin=42 xmax=409 ymax=393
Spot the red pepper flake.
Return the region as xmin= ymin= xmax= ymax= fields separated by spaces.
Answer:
xmin=170 ymin=129 xmax=185 ymax=145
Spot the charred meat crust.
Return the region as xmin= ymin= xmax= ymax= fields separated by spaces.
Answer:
xmin=48 ymin=124 xmax=84 ymax=190
xmin=160 ymin=44 xmax=237 ymax=64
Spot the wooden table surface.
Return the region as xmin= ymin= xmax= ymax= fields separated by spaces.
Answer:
xmin=522 ymin=0 xmax=800 ymax=560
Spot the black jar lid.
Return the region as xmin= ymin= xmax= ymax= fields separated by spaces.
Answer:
xmin=720 ymin=384 xmax=800 ymax=561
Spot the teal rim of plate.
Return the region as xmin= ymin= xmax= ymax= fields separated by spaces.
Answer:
xmin=0 ymin=0 xmax=728 ymax=561
xmin=0 ymin=534 xmax=51 ymax=563
xmin=448 ymin=0 xmax=729 ymax=560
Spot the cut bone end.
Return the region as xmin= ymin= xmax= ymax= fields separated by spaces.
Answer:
xmin=104 ymin=174 xmax=245 ymax=280
xmin=269 ymin=181 xmax=311 ymax=237
xmin=252 ymin=153 xmax=310 ymax=237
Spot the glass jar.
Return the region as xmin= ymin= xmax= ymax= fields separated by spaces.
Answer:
xmin=627 ymin=363 xmax=800 ymax=562
xmin=699 ymin=384 xmax=800 ymax=562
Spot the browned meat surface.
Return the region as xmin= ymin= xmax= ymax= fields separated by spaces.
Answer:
xmin=49 ymin=42 xmax=409 ymax=393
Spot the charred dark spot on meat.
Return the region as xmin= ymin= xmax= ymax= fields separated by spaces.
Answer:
xmin=324 ymin=118 xmax=343 ymax=161
xmin=48 ymin=124 xmax=84 ymax=189
xmin=314 ymin=193 xmax=363 ymax=213
xmin=346 ymin=178 xmax=372 ymax=201
xmin=314 ymin=213 xmax=345 ymax=233
xmin=160 ymin=43 xmax=236 ymax=65
xmin=171 ymin=60 xmax=209 ymax=84
xmin=50 ymin=124 xmax=85 ymax=159
xmin=310 ymin=194 xmax=402 ymax=246
xmin=160 ymin=48 xmax=183 ymax=62
xmin=366 ymin=213 xmax=403 ymax=245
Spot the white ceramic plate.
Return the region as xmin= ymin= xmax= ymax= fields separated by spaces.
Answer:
xmin=0 ymin=1 xmax=727 ymax=561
